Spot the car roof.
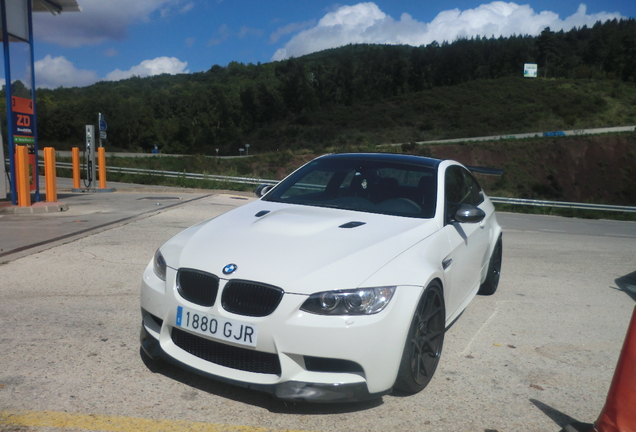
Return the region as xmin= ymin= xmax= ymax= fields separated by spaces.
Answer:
xmin=318 ymin=153 xmax=443 ymax=169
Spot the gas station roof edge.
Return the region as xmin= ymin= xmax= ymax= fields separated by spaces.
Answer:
xmin=32 ymin=0 xmax=81 ymax=14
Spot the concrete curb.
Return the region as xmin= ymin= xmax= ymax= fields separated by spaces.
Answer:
xmin=0 ymin=201 xmax=69 ymax=214
xmin=70 ymin=187 xmax=117 ymax=193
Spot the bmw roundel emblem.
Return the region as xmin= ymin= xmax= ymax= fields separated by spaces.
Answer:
xmin=223 ymin=263 xmax=237 ymax=275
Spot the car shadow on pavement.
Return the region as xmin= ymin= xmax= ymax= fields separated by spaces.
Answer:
xmin=139 ymin=348 xmax=383 ymax=414
xmin=529 ymin=399 xmax=593 ymax=432
xmin=615 ymin=271 xmax=636 ymax=302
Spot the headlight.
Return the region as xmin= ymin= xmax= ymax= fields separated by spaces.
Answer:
xmin=300 ymin=287 xmax=396 ymax=315
xmin=153 ymin=249 xmax=167 ymax=281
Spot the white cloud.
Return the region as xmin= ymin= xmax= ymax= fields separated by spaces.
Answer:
xmin=238 ymin=26 xmax=264 ymax=39
xmin=33 ymin=55 xmax=189 ymax=88
xmin=161 ymin=1 xmax=194 ymax=18
xmin=34 ymin=55 xmax=99 ymax=88
xmin=180 ymin=2 xmax=195 ymax=14
xmin=269 ymin=20 xmax=315 ymax=44
xmin=105 ymin=57 xmax=189 ymax=81
xmin=33 ymin=0 xmax=192 ymax=47
xmin=208 ymin=24 xmax=231 ymax=46
xmin=271 ymin=2 xmax=624 ymax=61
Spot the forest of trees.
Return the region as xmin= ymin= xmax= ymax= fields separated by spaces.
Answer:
xmin=3 ymin=18 xmax=635 ymax=155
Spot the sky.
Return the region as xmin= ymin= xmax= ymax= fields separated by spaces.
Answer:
xmin=17 ymin=0 xmax=636 ymax=89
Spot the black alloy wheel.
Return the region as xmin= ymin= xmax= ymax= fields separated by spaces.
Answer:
xmin=394 ymin=281 xmax=445 ymax=394
xmin=478 ymin=234 xmax=503 ymax=295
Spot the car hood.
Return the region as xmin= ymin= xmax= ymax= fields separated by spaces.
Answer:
xmin=162 ymin=200 xmax=440 ymax=294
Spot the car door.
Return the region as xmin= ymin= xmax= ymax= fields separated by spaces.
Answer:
xmin=442 ymin=165 xmax=490 ymax=317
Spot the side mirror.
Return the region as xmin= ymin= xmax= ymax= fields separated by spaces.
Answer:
xmin=255 ymin=184 xmax=273 ymax=198
xmin=453 ymin=204 xmax=485 ymax=223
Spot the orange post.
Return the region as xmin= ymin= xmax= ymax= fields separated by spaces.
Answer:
xmin=592 ymin=305 xmax=636 ymax=432
xmin=98 ymin=147 xmax=107 ymax=189
xmin=72 ymin=147 xmax=81 ymax=189
xmin=44 ymin=147 xmax=58 ymax=202
xmin=15 ymin=145 xmax=31 ymax=207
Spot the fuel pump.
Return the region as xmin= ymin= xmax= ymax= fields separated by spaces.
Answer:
xmin=85 ymin=125 xmax=95 ymax=189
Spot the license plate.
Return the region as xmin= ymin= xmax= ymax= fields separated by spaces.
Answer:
xmin=175 ymin=306 xmax=258 ymax=347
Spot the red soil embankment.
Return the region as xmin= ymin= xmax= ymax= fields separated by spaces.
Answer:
xmin=428 ymin=134 xmax=636 ymax=206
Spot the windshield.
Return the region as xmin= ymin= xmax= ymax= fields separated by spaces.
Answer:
xmin=264 ymin=157 xmax=437 ymax=218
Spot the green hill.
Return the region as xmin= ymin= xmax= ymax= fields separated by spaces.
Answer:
xmin=4 ymin=19 xmax=636 ymax=212
xmin=1 ymin=18 xmax=634 ymax=156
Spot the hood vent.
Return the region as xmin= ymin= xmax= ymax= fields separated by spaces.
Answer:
xmin=254 ymin=210 xmax=270 ymax=217
xmin=339 ymin=221 xmax=366 ymax=229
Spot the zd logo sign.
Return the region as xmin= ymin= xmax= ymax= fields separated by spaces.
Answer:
xmin=16 ymin=114 xmax=31 ymax=127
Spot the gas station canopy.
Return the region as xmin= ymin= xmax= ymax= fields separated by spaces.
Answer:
xmin=0 ymin=0 xmax=81 ymax=203
xmin=32 ymin=0 xmax=81 ymax=15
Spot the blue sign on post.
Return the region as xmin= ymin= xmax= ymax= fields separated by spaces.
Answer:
xmin=99 ymin=113 xmax=107 ymax=131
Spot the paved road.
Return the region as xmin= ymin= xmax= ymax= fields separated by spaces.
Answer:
xmin=1 ymin=193 xmax=635 ymax=432
xmin=0 ymin=177 xmax=253 ymax=261
xmin=497 ymin=212 xmax=636 ymax=239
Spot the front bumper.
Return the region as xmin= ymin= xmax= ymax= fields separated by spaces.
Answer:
xmin=140 ymin=320 xmax=389 ymax=402
xmin=140 ymin=260 xmax=422 ymax=402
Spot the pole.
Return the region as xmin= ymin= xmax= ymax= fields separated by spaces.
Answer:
xmin=86 ymin=125 xmax=95 ymax=190
xmin=0 ymin=131 xmax=6 ymax=200
xmin=1 ymin=0 xmax=18 ymax=205
xmin=98 ymin=112 xmax=103 ymax=148
xmin=27 ymin=0 xmax=40 ymax=202
xmin=72 ymin=147 xmax=80 ymax=189
xmin=44 ymin=147 xmax=57 ymax=202
xmin=15 ymin=145 xmax=30 ymax=207
xmin=98 ymin=147 xmax=106 ymax=189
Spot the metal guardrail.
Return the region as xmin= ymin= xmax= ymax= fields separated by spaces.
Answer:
xmin=489 ymin=197 xmax=636 ymax=213
xmin=55 ymin=162 xmax=278 ymax=186
xmin=53 ymin=162 xmax=636 ymax=214
xmin=38 ymin=125 xmax=636 ymax=155
xmin=391 ymin=125 xmax=636 ymax=147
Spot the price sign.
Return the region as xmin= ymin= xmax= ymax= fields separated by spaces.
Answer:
xmin=11 ymin=96 xmax=35 ymax=145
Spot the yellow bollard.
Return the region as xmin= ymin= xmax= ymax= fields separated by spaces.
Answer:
xmin=72 ymin=147 xmax=80 ymax=189
xmin=44 ymin=147 xmax=58 ymax=202
xmin=15 ymin=145 xmax=31 ymax=207
xmin=98 ymin=147 xmax=107 ymax=189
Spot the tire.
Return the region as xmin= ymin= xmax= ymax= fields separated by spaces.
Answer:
xmin=478 ymin=234 xmax=502 ymax=295
xmin=394 ymin=281 xmax=445 ymax=394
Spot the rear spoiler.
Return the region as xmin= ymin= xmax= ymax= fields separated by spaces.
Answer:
xmin=466 ymin=166 xmax=505 ymax=176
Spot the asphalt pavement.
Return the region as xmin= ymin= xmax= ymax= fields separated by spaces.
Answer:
xmin=0 ymin=176 xmax=253 ymax=261
xmin=1 ymin=178 xmax=635 ymax=432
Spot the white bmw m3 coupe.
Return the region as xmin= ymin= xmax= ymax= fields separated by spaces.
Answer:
xmin=140 ymin=153 xmax=503 ymax=402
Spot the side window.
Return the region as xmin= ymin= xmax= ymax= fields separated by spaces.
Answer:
xmin=445 ymin=166 xmax=484 ymax=223
xmin=445 ymin=166 xmax=464 ymax=222
xmin=461 ymin=169 xmax=484 ymax=206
